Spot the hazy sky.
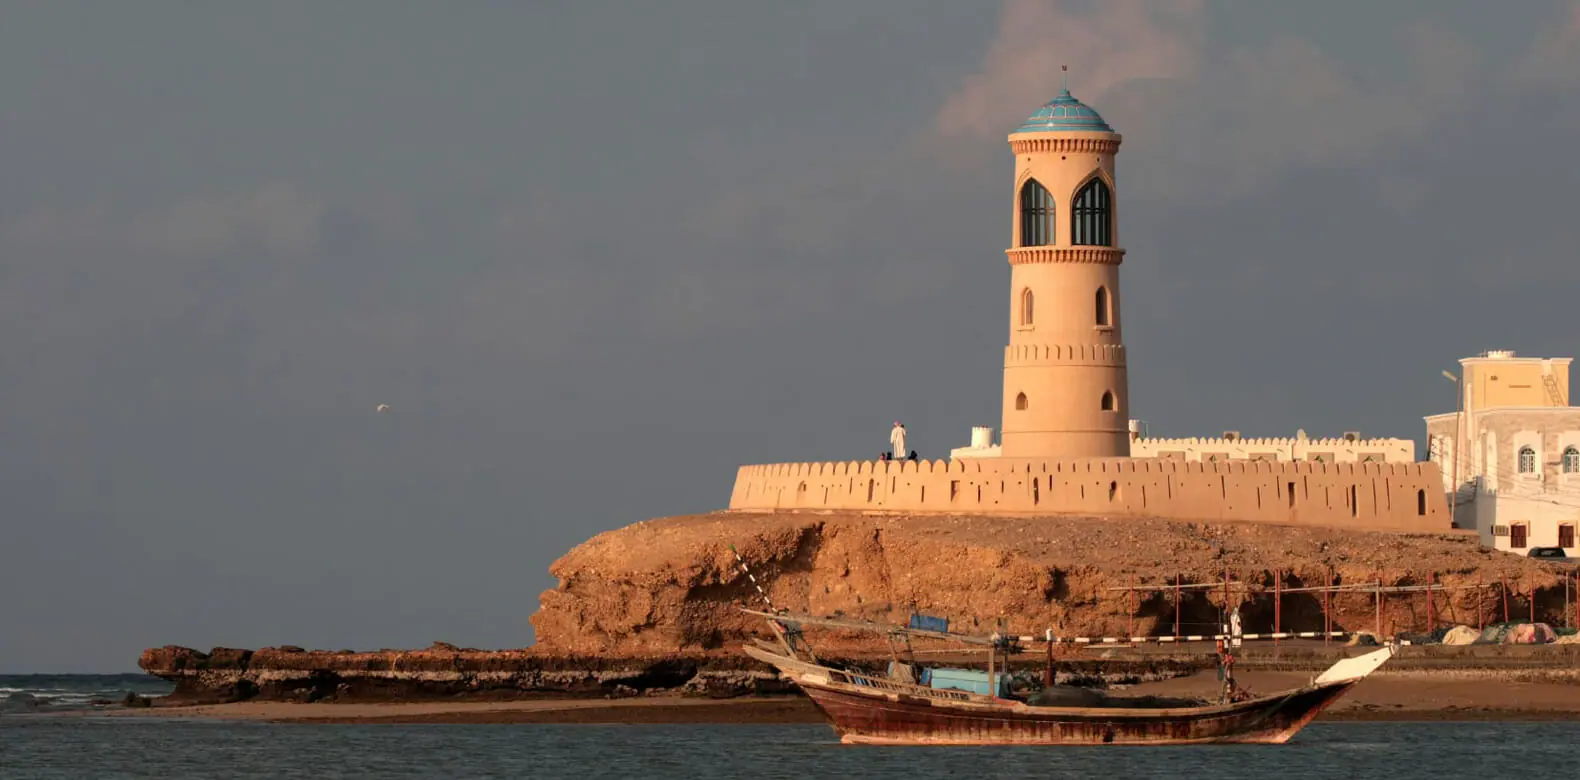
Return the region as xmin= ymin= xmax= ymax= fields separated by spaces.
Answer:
xmin=4 ymin=1 xmax=1579 ymax=672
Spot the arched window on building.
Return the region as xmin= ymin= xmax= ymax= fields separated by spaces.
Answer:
xmin=1071 ymin=178 xmax=1112 ymax=246
xmin=1518 ymin=446 xmax=1536 ymax=474
xmin=1021 ymin=288 xmax=1034 ymax=326
xmin=1015 ymin=392 xmax=1028 ymax=410
xmin=1564 ymin=446 xmax=1580 ymax=473
xmin=1019 ymin=179 xmax=1054 ymax=246
xmin=1100 ymin=390 xmax=1115 ymax=411
xmin=1095 ymin=286 xmax=1110 ymax=326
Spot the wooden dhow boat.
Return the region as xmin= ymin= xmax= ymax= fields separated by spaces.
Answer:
xmin=741 ymin=607 xmax=1395 ymax=746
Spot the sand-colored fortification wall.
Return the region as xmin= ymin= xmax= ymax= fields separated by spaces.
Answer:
xmin=728 ymin=457 xmax=1450 ymax=533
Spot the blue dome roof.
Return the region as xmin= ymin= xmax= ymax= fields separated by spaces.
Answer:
xmin=1014 ymin=89 xmax=1113 ymax=134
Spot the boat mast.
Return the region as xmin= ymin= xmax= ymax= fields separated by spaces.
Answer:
xmin=986 ymin=639 xmax=994 ymax=698
xmin=1042 ymin=628 xmax=1055 ymax=687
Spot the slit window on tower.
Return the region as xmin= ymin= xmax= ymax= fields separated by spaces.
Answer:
xmin=1095 ymin=286 xmax=1110 ymax=326
xmin=1072 ymin=178 xmax=1112 ymax=246
xmin=1021 ymin=288 xmax=1034 ymax=325
xmin=1019 ymin=179 xmax=1054 ymax=247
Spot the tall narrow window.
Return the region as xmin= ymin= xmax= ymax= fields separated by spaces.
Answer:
xmin=1095 ymin=286 xmax=1110 ymax=326
xmin=1564 ymin=446 xmax=1579 ymax=473
xmin=1518 ymin=446 xmax=1536 ymax=474
xmin=1100 ymin=390 xmax=1115 ymax=411
xmin=1015 ymin=392 xmax=1028 ymax=410
xmin=1019 ymin=179 xmax=1054 ymax=246
xmin=1071 ymin=177 xmax=1112 ymax=246
xmin=1021 ymin=288 xmax=1034 ymax=326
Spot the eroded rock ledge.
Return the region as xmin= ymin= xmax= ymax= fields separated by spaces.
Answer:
xmin=137 ymin=644 xmax=795 ymax=705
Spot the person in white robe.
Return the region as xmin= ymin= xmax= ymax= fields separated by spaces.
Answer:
xmin=890 ymin=421 xmax=907 ymax=460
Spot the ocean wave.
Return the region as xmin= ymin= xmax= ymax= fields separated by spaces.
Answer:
xmin=0 ymin=674 xmax=173 ymax=712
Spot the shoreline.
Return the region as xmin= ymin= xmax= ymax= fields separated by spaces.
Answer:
xmin=79 ymin=669 xmax=1580 ymax=725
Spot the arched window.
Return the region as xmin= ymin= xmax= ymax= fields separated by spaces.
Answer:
xmin=1100 ymin=390 xmax=1116 ymax=411
xmin=1015 ymin=392 xmax=1028 ymax=410
xmin=1564 ymin=446 xmax=1580 ymax=473
xmin=1020 ymin=179 xmax=1054 ymax=246
xmin=1518 ymin=446 xmax=1536 ymax=473
xmin=1095 ymin=286 xmax=1110 ymax=326
xmin=1071 ymin=177 xmax=1112 ymax=246
xmin=1021 ymin=288 xmax=1034 ymax=326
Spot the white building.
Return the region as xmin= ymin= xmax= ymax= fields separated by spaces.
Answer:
xmin=952 ymin=422 xmax=1415 ymax=465
xmin=1128 ymin=428 xmax=1413 ymax=464
xmin=1425 ymin=351 xmax=1580 ymax=556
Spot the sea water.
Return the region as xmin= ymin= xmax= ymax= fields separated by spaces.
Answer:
xmin=1 ymin=673 xmax=172 ymax=713
xmin=3 ymin=676 xmax=1577 ymax=779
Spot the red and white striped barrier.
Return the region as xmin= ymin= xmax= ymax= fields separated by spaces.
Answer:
xmin=1014 ymin=630 xmax=1355 ymax=645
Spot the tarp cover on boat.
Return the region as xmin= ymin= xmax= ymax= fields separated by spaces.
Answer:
xmin=908 ymin=613 xmax=949 ymax=633
xmin=923 ymin=667 xmax=1010 ymax=697
xmin=1476 ymin=622 xmax=1557 ymax=644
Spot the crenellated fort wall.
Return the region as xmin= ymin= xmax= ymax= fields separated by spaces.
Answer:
xmin=728 ymin=457 xmax=1451 ymax=533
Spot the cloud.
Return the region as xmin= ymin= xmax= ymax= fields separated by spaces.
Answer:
xmin=920 ymin=2 xmax=1482 ymax=201
xmin=447 ymin=264 xmax=597 ymax=362
xmin=1 ymin=183 xmax=325 ymax=259
xmin=928 ymin=0 xmax=1205 ymax=143
xmin=1177 ymin=25 xmax=1477 ymax=197
xmin=128 ymin=183 xmax=324 ymax=258
xmin=676 ymin=0 xmax=1502 ymax=271
xmin=1509 ymin=1 xmax=1580 ymax=89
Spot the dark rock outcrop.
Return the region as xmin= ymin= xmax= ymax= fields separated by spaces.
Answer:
xmin=137 ymin=643 xmax=797 ymax=705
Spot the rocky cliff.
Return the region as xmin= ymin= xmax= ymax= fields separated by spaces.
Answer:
xmin=531 ymin=511 xmax=1573 ymax=655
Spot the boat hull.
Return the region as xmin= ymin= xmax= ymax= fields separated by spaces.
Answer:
xmin=799 ymin=678 xmax=1357 ymax=745
xmin=740 ymin=623 xmax=1393 ymax=746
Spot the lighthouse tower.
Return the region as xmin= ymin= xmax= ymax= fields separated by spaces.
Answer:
xmin=1000 ymin=74 xmax=1129 ymax=458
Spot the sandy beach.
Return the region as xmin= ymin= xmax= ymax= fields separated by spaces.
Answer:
xmin=93 ymin=670 xmax=1580 ymax=724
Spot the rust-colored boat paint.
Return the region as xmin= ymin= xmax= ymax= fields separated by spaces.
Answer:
xmin=798 ymin=680 xmax=1357 ymax=745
